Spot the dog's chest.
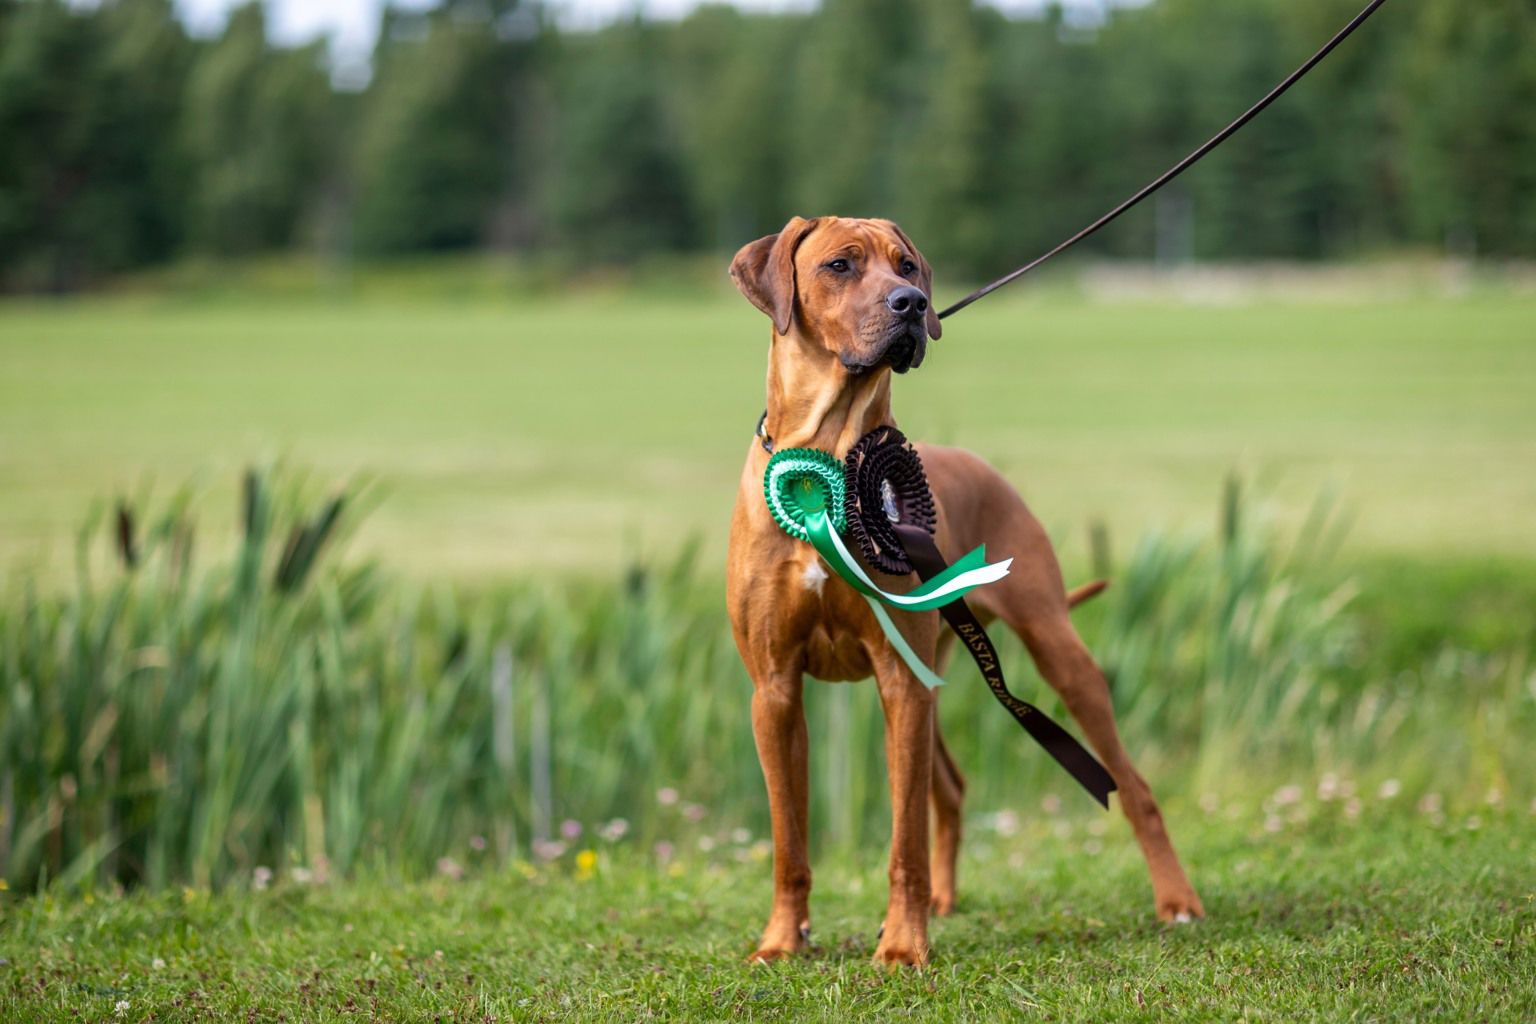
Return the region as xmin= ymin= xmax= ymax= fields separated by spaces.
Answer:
xmin=780 ymin=552 xmax=876 ymax=682
xmin=798 ymin=559 xmax=830 ymax=595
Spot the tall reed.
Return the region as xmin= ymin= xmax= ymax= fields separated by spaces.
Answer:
xmin=0 ymin=470 xmax=1528 ymax=892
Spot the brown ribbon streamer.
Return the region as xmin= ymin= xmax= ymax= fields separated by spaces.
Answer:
xmin=842 ymin=425 xmax=1116 ymax=807
xmin=892 ymin=523 xmax=1117 ymax=809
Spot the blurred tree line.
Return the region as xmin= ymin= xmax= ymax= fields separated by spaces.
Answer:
xmin=2 ymin=0 xmax=1533 ymax=291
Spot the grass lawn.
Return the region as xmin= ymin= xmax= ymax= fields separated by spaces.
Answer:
xmin=3 ymin=280 xmax=1534 ymax=581
xmin=2 ymin=806 xmax=1532 ymax=1022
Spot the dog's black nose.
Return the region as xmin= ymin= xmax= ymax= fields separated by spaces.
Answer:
xmin=886 ymin=286 xmax=928 ymax=320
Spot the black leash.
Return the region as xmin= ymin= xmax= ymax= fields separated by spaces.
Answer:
xmin=937 ymin=0 xmax=1392 ymax=321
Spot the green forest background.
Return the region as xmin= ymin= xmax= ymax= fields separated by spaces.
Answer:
xmin=4 ymin=0 xmax=1535 ymax=293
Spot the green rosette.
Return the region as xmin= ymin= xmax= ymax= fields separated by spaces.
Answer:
xmin=763 ymin=447 xmax=846 ymax=541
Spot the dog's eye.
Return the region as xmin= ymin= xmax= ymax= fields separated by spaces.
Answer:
xmin=826 ymin=258 xmax=851 ymax=274
xmin=900 ymin=259 xmax=918 ymax=276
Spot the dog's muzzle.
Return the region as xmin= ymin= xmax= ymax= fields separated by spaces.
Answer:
xmin=842 ymin=325 xmax=927 ymax=376
xmin=885 ymin=332 xmax=924 ymax=374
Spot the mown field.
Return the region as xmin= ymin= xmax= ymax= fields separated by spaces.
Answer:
xmin=3 ymin=811 xmax=1532 ymax=1021
xmin=1 ymin=271 xmax=1533 ymax=1018
xmin=3 ymin=272 xmax=1534 ymax=580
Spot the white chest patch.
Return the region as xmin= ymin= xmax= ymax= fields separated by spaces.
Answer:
xmin=801 ymin=559 xmax=829 ymax=594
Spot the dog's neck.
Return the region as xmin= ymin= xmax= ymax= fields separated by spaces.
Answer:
xmin=762 ymin=331 xmax=894 ymax=457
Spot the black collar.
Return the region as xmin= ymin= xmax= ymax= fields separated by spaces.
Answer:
xmin=755 ymin=410 xmax=774 ymax=454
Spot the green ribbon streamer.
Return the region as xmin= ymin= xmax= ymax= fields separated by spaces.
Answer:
xmin=862 ymin=595 xmax=948 ymax=690
xmin=763 ymin=448 xmax=1013 ymax=689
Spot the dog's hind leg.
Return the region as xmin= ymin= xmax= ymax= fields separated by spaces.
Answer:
xmin=974 ymin=517 xmax=1204 ymax=923
xmin=929 ymin=714 xmax=966 ymax=916
xmin=747 ymin=669 xmax=814 ymax=961
xmin=1022 ymin=614 xmax=1203 ymax=921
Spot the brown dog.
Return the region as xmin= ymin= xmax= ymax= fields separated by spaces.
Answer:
xmin=725 ymin=216 xmax=1204 ymax=967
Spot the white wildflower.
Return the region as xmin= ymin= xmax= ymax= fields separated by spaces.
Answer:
xmin=531 ymin=839 xmax=567 ymax=861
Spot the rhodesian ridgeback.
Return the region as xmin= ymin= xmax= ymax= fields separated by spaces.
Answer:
xmin=726 ymin=216 xmax=1204 ymax=967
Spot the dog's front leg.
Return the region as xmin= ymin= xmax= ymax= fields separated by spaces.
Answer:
xmin=872 ymin=659 xmax=935 ymax=967
xmin=748 ymin=669 xmax=812 ymax=961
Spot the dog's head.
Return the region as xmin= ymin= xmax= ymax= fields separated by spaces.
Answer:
xmin=730 ymin=216 xmax=941 ymax=375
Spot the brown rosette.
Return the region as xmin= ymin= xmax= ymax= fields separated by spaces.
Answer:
xmin=843 ymin=425 xmax=935 ymax=576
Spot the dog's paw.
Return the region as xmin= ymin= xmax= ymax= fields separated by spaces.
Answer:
xmin=872 ymin=920 xmax=929 ymax=968
xmin=746 ymin=919 xmax=809 ymax=963
xmin=1156 ymin=890 xmax=1205 ymax=924
xmin=872 ymin=941 xmax=928 ymax=969
xmin=929 ymin=892 xmax=956 ymax=917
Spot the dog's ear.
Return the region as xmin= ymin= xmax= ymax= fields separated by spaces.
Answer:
xmin=883 ymin=221 xmax=941 ymax=341
xmin=729 ymin=216 xmax=821 ymax=336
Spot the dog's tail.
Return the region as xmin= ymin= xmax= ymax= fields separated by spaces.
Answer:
xmin=1066 ymin=578 xmax=1109 ymax=609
